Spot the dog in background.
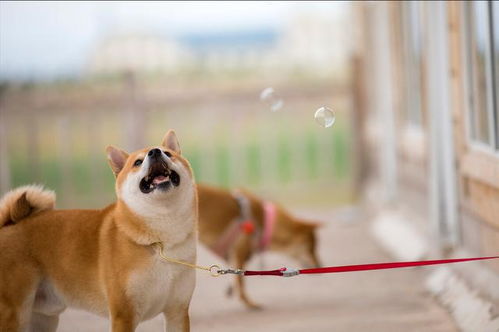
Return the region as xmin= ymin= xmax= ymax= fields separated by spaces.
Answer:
xmin=198 ymin=184 xmax=321 ymax=310
xmin=0 ymin=130 xmax=197 ymax=332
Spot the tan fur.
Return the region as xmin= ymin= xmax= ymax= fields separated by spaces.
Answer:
xmin=0 ymin=130 xmax=197 ymax=332
xmin=0 ymin=185 xmax=55 ymax=227
xmin=197 ymin=184 xmax=321 ymax=310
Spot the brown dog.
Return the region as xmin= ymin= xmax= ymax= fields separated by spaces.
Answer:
xmin=197 ymin=184 xmax=321 ymax=309
xmin=0 ymin=130 xmax=197 ymax=332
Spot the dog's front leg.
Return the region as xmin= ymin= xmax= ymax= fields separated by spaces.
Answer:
xmin=229 ymin=235 xmax=262 ymax=310
xmin=163 ymin=268 xmax=194 ymax=332
xmin=108 ymin=298 xmax=137 ymax=332
xmin=163 ymin=306 xmax=190 ymax=332
xmin=109 ymin=313 xmax=137 ymax=332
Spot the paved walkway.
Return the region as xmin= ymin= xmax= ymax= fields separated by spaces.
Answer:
xmin=58 ymin=209 xmax=456 ymax=331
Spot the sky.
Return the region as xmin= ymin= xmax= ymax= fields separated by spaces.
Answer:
xmin=0 ymin=1 xmax=347 ymax=81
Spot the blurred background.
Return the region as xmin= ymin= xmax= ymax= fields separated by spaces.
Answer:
xmin=0 ymin=1 xmax=353 ymax=209
xmin=2 ymin=2 xmax=499 ymax=331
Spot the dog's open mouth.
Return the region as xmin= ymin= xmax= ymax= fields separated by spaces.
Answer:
xmin=139 ymin=162 xmax=180 ymax=194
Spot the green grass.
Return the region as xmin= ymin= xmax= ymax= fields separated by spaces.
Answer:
xmin=246 ymin=140 xmax=261 ymax=185
xmin=215 ymin=142 xmax=230 ymax=188
xmin=332 ymin=123 xmax=349 ymax=179
xmin=277 ymin=133 xmax=292 ymax=184
xmin=305 ymin=130 xmax=319 ymax=180
xmin=184 ymin=146 xmax=202 ymax=184
xmin=6 ymin=121 xmax=353 ymax=208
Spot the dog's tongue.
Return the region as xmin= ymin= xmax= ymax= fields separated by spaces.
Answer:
xmin=152 ymin=175 xmax=168 ymax=185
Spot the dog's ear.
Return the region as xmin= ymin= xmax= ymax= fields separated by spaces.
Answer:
xmin=162 ymin=130 xmax=181 ymax=155
xmin=106 ymin=145 xmax=129 ymax=176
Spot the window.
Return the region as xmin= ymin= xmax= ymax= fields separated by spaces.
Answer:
xmin=465 ymin=1 xmax=498 ymax=150
xmin=402 ymin=1 xmax=425 ymax=128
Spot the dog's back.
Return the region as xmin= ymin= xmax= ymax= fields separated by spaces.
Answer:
xmin=197 ymin=184 xmax=264 ymax=248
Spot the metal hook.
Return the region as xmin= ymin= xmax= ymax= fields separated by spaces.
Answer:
xmin=217 ymin=268 xmax=245 ymax=275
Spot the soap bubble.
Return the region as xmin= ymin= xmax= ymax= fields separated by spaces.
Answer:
xmin=260 ymin=87 xmax=283 ymax=112
xmin=314 ymin=107 xmax=335 ymax=128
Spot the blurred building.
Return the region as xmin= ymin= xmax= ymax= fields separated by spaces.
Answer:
xmin=85 ymin=11 xmax=349 ymax=77
xmin=274 ymin=13 xmax=350 ymax=75
xmin=353 ymin=2 xmax=499 ymax=331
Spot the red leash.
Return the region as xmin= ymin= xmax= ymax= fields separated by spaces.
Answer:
xmin=237 ymin=255 xmax=499 ymax=277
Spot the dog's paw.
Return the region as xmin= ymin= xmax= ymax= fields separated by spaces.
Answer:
xmin=245 ymin=301 xmax=263 ymax=311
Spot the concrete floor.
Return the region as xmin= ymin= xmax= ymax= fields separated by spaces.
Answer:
xmin=58 ymin=209 xmax=457 ymax=332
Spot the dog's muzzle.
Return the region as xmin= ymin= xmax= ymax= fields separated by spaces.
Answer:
xmin=139 ymin=149 xmax=180 ymax=193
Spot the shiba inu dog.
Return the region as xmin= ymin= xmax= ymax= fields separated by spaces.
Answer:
xmin=0 ymin=130 xmax=197 ymax=332
xmin=197 ymin=184 xmax=321 ymax=310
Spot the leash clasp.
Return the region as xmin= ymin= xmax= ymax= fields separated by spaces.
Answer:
xmin=217 ymin=268 xmax=245 ymax=275
xmin=281 ymin=268 xmax=300 ymax=277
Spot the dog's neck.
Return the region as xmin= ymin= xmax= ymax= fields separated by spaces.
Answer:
xmin=114 ymin=189 xmax=197 ymax=247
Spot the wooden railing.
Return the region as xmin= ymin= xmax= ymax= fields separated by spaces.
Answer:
xmin=0 ymin=76 xmax=353 ymax=208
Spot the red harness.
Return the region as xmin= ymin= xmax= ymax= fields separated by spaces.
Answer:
xmin=212 ymin=192 xmax=276 ymax=259
xmin=260 ymin=201 xmax=276 ymax=250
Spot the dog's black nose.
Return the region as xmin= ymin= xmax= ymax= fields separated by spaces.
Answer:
xmin=148 ymin=148 xmax=162 ymax=158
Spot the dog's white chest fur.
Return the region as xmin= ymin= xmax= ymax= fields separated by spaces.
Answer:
xmin=127 ymin=242 xmax=196 ymax=321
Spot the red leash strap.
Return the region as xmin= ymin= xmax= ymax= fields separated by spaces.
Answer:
xmin=244 ymin=268 xmax=287 ymax=276
xmin=242 ymin=256 xmax=499 ymax=277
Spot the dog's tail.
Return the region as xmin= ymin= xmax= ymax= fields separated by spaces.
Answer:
xmin=0 ymin=185 xmax=56 ymax=228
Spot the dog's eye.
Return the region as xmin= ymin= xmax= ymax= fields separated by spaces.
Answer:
xmin=134 ymin=159 xmax=143 ymax=167
xmin=164 ymin=151 xmax=172 ymax=157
